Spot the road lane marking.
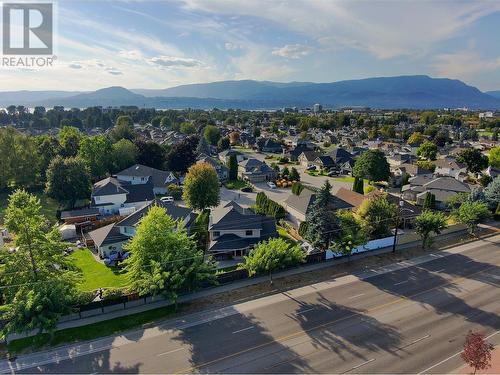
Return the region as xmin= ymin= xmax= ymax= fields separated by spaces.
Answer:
xmin=348 ymin=358 xmax=375 ymax=371
xmin=157 ymin=347 xmax=185 ymax=357
xmin=394 ymin=280 xmax=408 ymax=286
xmin=397 ymin=334 xmax=431 ymax=350
xmin=435 ymin=268 xmax=446 ymax=273
xmin=174 ymin=265 xmax=498 ymax=375
xmin=418 ymin=330 xmax=500 ymax=374
xmin=348 ymin=293 xmax=365 ymax=299
xmin=232 ymin=326 xmax=254 ymax=334
xmin=297 ymin=307 xmax=315 ymax=314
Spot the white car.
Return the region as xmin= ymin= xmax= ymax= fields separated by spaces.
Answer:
xmin=267 ymin=181 xmax=277 ymax=189
xmin=160 ymin=196 xmax=174 ymax=203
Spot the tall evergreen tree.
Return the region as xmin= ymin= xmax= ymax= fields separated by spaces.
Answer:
xmin=228 ymin=154 xmax=238 ymax=181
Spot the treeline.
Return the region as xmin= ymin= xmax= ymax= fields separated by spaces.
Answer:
xmin=255 ymin=192 xmax=287 ymax=219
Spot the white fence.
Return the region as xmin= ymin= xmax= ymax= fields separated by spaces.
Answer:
xmin=326 ymin=235 xmax=394 ymax=260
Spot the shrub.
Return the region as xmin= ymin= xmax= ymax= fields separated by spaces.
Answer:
xmin=167 ymin=184 xmax=183 ymax=200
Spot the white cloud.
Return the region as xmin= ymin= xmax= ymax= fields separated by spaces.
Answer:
xmin=105 ymin=67 xmax=123 ymax=75
xmin=149 ymin=56 xmax=204 ymax=68
xmin=272 ymin=44 xmax=312 ymax=59
xmin=432 ymin=51 xmax=500 ymax=79
xmin=119 ymin=49 xmax=144 ymax=61
xmin=224 ymin=42 xmax=242 ymax=51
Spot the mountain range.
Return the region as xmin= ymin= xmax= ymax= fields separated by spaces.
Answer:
xmin=1 ymin=75 xmax=500 ymax=110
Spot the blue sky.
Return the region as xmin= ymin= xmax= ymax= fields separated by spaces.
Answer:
xmin=3 ymin=0 xmax=500 ymax=91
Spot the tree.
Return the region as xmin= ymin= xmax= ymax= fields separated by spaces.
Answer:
xmin=457 ymin=149 xmax=489 ymax=174
xmin=35 ymin=135 xmax=61 ymax=182
xmin=407 ymin=132 xmax=425 ymax=146
xmin=239 ymin=238 xmax=305 ymax=283
xmin=135 ymin=140 xmax=166 ymax=170
xmin=489 ymin=147 xmax=500 ymax=168
xmin=461 ymin=331 xmax=494 ymax=374
xmin=203 ymin=125 xmax=221 ymax=146
xmin=59 ymin=126 xmax=82 ymax=157
xmin=334 ymin=210 xmax=367 ymax=260
xmin=454 ymin=201 xmax=492 ymax=236
xmin=228 ymin=154 xmax=238 ymax=181
xmin=292 ymin=182 xmax=304 ymax=196
xmin=483 ymin=177 xmax=500 ymax=210
xmin=160 ymin=116 xmax=172 ymax=128
xmin=357 ymin=195 xmax=397 ymax=239
xmin=0 ymin=190 xmax=78 ymax=340
xmin=109 ymin=116 xmax=135 ymax=142
xmin=423 ymin=192 xmax=436 ymax=210
xmin=125 ymin=205 xmax=215 ymax=305
xmin=353 ymin=150 xmax=390 ymax=182
xmin=289 ymin=167 xmax=300 ymax=181
xmin=414 ymin=211 xmax=447 ymax=249
xmin=111 ymin=139 xmax=138 ymax=172
xmin=180 ymin=122 xmax=196 ymax=135
xmin=78 ymin=135 xmax=112 ymax=179
xmin=45 ymin=156 xmax=91 ymax=208
xmin=183 ymin=162 xmax=220 ymax=211
xmin=217 ymin=136 xmax=230 ymax=151
xmin=229 ymin=131 xmax=240 ymax=145
xmin=281 ymin=166 xmax=290 ymax=177
xmin=415 ymin=160 xmax=436 ymax=173
xmin=305 ymin=181 xmax=339 ymax=249
xmin=416 ymin=141 xmax=438 ymax=160
xmin=352 ymin=176 xmax=364 ymax=194
xmin=165 ymin=136 xmax=199 ymax=173
xmin=196 ymin=136 xmax=210 ymax=156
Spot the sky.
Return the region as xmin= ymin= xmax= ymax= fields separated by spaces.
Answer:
xmin=2 ymin=0 xmax=500 ymax=91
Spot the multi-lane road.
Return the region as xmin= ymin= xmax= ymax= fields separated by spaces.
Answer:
xmin=2 ymin=234 xmax=499 ymax=374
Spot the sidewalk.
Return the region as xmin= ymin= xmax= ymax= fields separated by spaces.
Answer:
xmin=5 ymin=222 xmax=500 ymax=342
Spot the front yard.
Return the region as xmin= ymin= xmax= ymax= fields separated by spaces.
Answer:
xmin=224 ymin=179 xmax=250 ymax=190
xmin=69 ymin=248 xmax=130 ymax=291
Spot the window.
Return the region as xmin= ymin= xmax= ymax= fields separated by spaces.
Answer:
xmin=245 ymin=230 xmax=253 ymax=236
xmin=213 ymin=231 xmax=220 ymax=237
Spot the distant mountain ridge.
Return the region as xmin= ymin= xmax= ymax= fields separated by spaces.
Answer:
xmin=486 ymin=90 xmax=500 ymax=99
xmin=2 ymin=75 xmax=500 ymax=109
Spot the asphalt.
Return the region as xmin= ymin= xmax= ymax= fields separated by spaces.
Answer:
xmin=2 ymin=234 xmax=499 ymax=374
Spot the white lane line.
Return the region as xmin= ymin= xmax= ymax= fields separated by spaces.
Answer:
xmin=157 ymin=347 xmax=185 ymax=357
xmin=232 ymin=326 xmax=254 ymax=334
xmin=401 ymin=334 xmax=431 ymax=349
xmin=348 ymin=293 xmax=365 ymax=299
xmin=435 ymin=268 xmax=446 ymax=273
xmin=350 ymin=358 xmax=375 ymax=371
xmin=418 ymin=330 xmax=500 ymax=374
xmin=466 ymin=259 xmax=475 ymax=263
xmin=394 ymin=280 xmax=409 ymax=286
xmin=297 ymin=307 xmax=315 ymax=314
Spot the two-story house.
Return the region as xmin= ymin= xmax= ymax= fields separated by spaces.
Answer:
xmin=115 ymin=164 xmax=178 ymax=195
xmin=197 ymin=155 xmax=229 ymax=182
xmin=208 ymin=201 xmax=277 ymax=259
xmin=238 ymin=158 xmax=277 ymax=183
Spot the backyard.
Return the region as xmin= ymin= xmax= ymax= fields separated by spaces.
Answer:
xmin=0 ymin=190 xmax=60 ymax=226
xmin=69 ymin=248 xmax=130 ymax=291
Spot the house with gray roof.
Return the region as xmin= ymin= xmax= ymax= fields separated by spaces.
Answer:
xmin=197 ymin=155 xmax=229 ymax=182
xmin=402 ymin=176 xmax=470 ymax=209
xmin=208 ymin=201 xmax=277 ymax=258
xmin=238 ymin=158 xmax=277 ymax=183
xmin=115 ymin=164 xmax=178 ymax=195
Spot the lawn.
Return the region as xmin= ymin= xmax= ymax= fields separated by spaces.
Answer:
xmin=224 ymin=179 xmax=249 ymax=190
xmin=0 ymin=190 xmax=60 ymax=226
xmin=69 ymin=249 xmax=130 ymax=291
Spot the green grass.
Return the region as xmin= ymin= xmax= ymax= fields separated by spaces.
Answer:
xmin=277 ymin=226 xmax=298 ymax=246
xmin=0 ymin=190 xmax=60 ymax=226
xmin=69 ymin=249 xmax=130 ymax=291
xmin=224 ymin=179 xmax=249 ymax=190
xmin=7 ymin=303 xmax=178 ymax=355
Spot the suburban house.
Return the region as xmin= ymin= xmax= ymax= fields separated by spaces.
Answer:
xmin=87 ymin=200 xmax=196 ymax=258
xmin=90 ymin=176 xmax=155 ymax=216
xmin=238 ymin=158 xmax=278 ymax=183
xmin=285 ymin=142 xmax=316 ymax=161
xmin=257 ymin=138 xmax=283 ymax=153
xmin=402 ymin=176 xmax=471 ymax=209
xmin=313 ymin=155 xmax=335 ymax=170
xmin=219 ymin=149 xmax=246 ymax=164
xmin=208 ymin=201 xmax=277 ymax=258
xmin=434 ymin=157 xmax=467 ymax=180
xmin=298 ymin=151 xmax=321 ymax=167
xmin=115 ymin=164 xmax=178 ymax=195
xmin=197 ymin=155 xmax=229 ymax=182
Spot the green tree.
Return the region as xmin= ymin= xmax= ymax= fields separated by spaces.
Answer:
xmin=125 ymin=205 xmax=215 ymax=305
xmin=45 ymin=156 xmax=91 ymax=208
xmin=196 ymin=136 xmax=211 ymax=156
xmin=414 ymin=210 xmax=447 ymax=249
xmin=416 ymin=141 xmax=438 ymax=161
xmin=109 ymin=116 xmax=135 ymax=142
xmin=203 ymin=125 xmax=221 ymax=146
xmin=292 ymin=182 xmax=304 ymax=196
xmin=289 ymin=167 xmax=300 ymax=181
xmin=356 ymin=195 xmax=397 ymax=239
xmin=228 ymin=154 xmax=238 ymax=181
xmin=454 ymin=201 xmax=492 ymax=235
xmin=217 ymin=136 xmax=230 ymax=151
xmin=239 ymin=238 xmax=305 ymax=283
xmin=334 ymin=210 xmax=367 ymax=260
xmin=183 ymin=162 xmax=220 ymax=211
xmin=416 ymin=160 xmax=436 ymax=173
xmin=160 ymin=116 xmax=172 ymax=128
xmin=78 ymin=135 xmax=112 ymax=179
xmin=35 ymin=135 xmax=61 ymax=182
xmin=407 ymin=132 xmax=425 ymax=146
xmin=111 ymin=139 xmax=138 ymax=172
xmin=59 ymin=126 xmax=82 ymax=157
xmin=353 ymin=150 xmax=390 ymax=182
xmin=180 ymin=122 xmax=196 ymax=135
xmin=305 ymin=181 xmax=339 ymax=249
xmin=457 ymin=149 xmax=489 ymax=174
xmin=423 ymin=192 xmax=436 ymax=210
xmin=165 ymin=136 xmax=199 ymax=173
xmin=352 ymin=176 xmax=364 ymax=194
xmin=0 ymin=190 xmax=78 ymax=340
xmin=483 ymin=177 xmax=500 ymax=210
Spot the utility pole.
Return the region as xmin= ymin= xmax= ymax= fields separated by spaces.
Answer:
xmin=392 ymin=200 xmax=404 ymax=253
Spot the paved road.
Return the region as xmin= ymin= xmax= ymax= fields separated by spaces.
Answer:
xmin=3 ymin=235 xmax=499 ymax=374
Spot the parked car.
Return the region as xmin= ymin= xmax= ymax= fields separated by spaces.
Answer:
xmin=306 ymin=165 xmax=316 ymax=171
xmin=241 ymin=186 xmax=253 ymax=192
xmin=327 ymin=170 xmax=340 ymax=177
xmin=267 ymin=181 xmax=277 ymax=189
xmin=160 ymin=196 xmax=174 ymax=203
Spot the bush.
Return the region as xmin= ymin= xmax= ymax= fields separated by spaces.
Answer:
xmin=102 ymin=288 xmax=126 ymax=300
xmin=73 ymin=290 xmax=96 ymax=306
xmin=298 ymin=221 xmax=309 ymax=237
xmin=255 ymin=192 xmax=287 ymax=219
xmin=167 ymin=184 xmax=183 ymax=200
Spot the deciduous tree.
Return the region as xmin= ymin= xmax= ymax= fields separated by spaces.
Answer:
xmin=454 ymin=201 xmax=491 ymax=235
xmin=461 ymin=331 xmax=494 ymax=374
xmin=353 ymin=150 xmax=390 ymax=182
xmin=183 ymin=162 xmax=220 ymax=211
xmin=457 ymin=149 xmax=489 ymax=174
xmin=414 ymin=210 xmax=447 ymax=249
xmin=416 ymin=141 xmax=438 ymax=161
